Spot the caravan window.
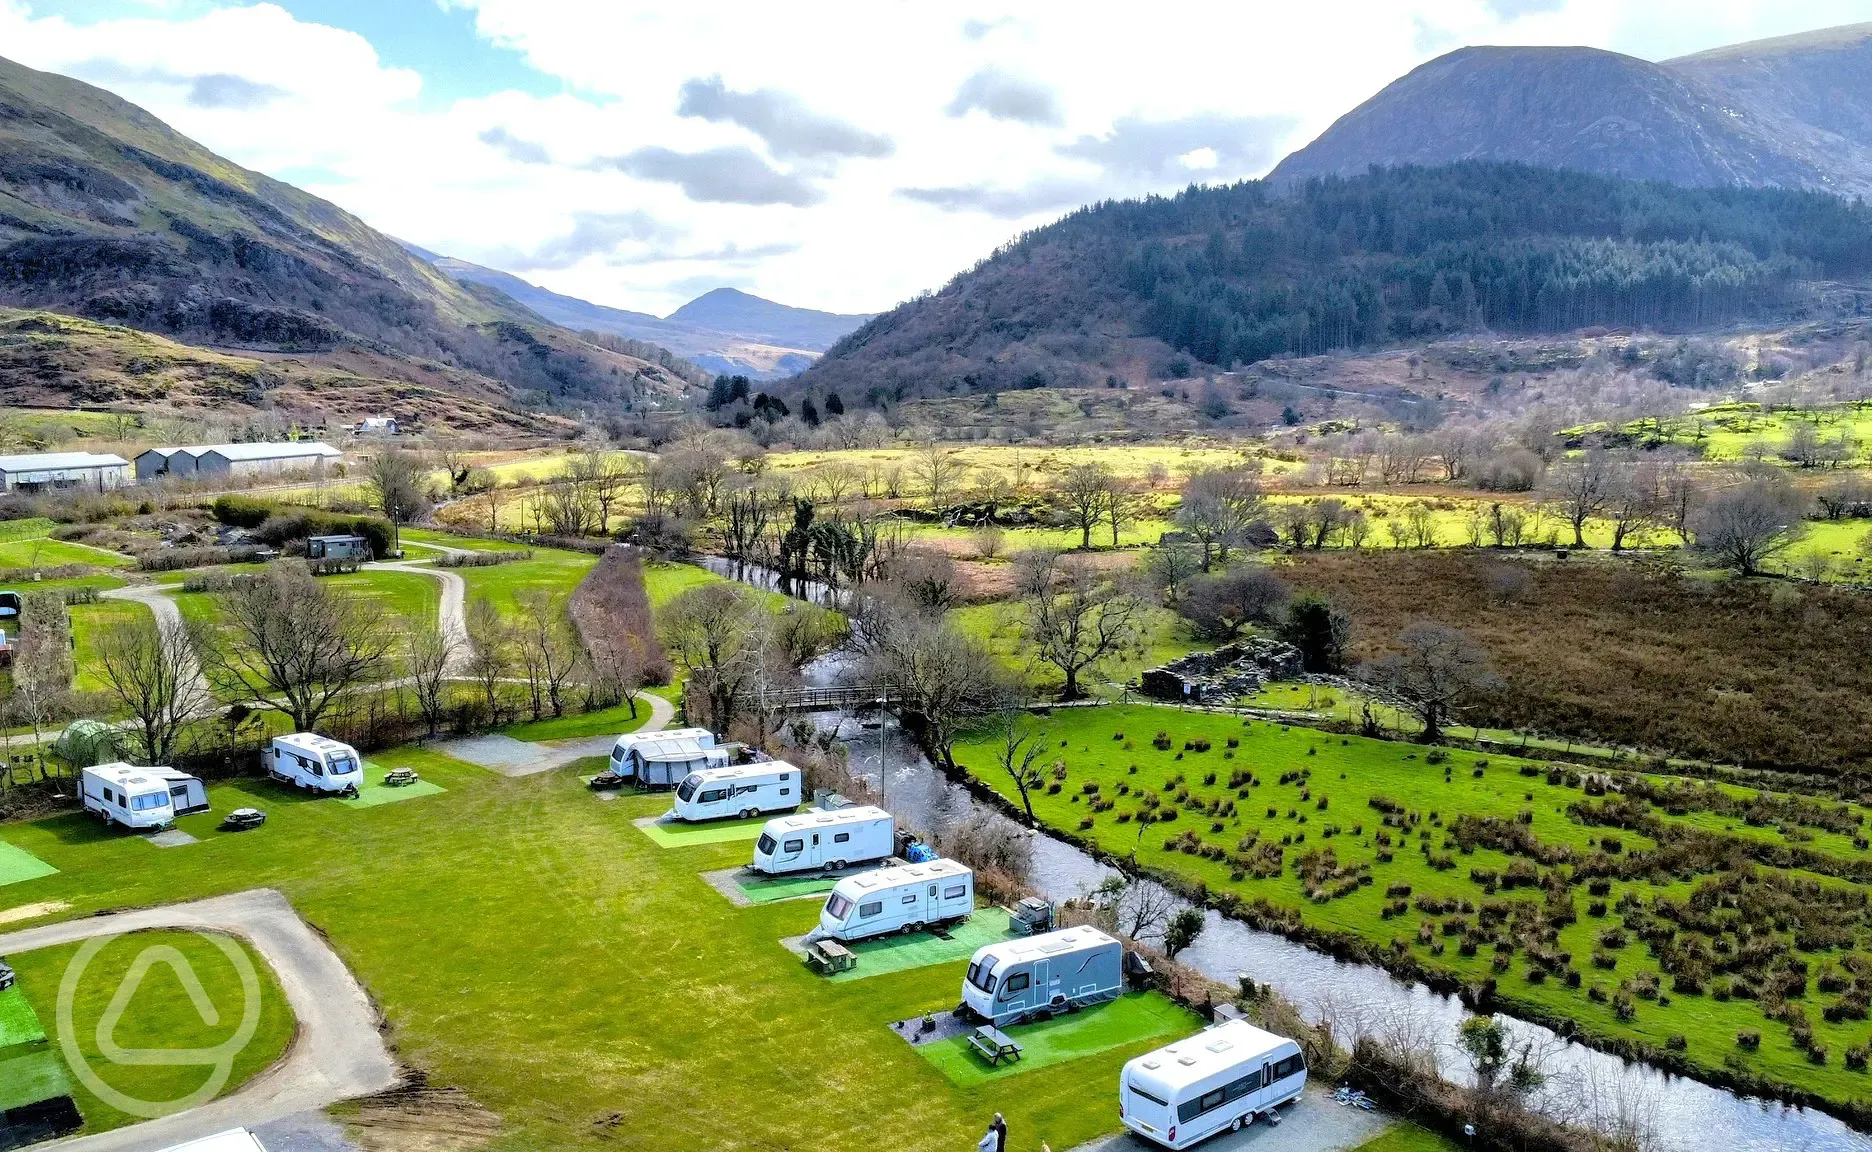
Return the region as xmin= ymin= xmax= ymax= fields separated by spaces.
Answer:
xmin=1224 ymin=1069 xmax=1262 ymax=1100
xmin=1177 ymin=1088 xmax=1229 ymax=1124
xmin=833 ymin=832 xmax=851 ymax=844
xmin=676 ymin=776 xmax=701 ymax=801
xmin=783 ymin=839 xmax=804 ymax=853
xmin=825 ymin=894 xmax=853 ymax=920
xmin=699 ymin=788 xmax=728 ymax=804
xmin=966 ymin=960 xmax=996 ymax=993
xmin=901 ymin=894 xmax=918 ymax=905
xmin=1127 ymin=1082 xmax=1169 ymax=1108
xmin=329 ymin=756 xmax=356 ymax=775
xmin=1003 ymin=973 xmax=1030 ymax=993
xmin=757 ymin=834 xmax=777 ymax=854
xmin=859 ymin=900 xmax=883 ymax=918
xmin=1268 ymin=1054 xmax=1306 ymax=1082
xmin=130 ymin=793 xmax=169 ymax=812
xmin=944 ymin=884 xmax=967 ymax=898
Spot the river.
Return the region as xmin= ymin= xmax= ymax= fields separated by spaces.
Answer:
xmin=712 ymin=558 xmax=1872 ymax=1152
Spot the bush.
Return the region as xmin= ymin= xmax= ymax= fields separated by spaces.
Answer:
xmin=435 ymin=549 xmax=533 ymax=568
xmin=1737 ymin=1029 xmax=1761 ymax=1050
xmin=138 ymin=545 xmax=265 ymax=571
xmin=211 ymin=493 xmax=275 ymax=528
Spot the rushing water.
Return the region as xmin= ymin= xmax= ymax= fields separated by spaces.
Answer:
xmin=715 ymin=559 xmax=1872 ymax=1152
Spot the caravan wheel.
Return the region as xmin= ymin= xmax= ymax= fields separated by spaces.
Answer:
xmin=1232 ymin=1114 xmax=1250 ymax=1132
xmin=741 ymin=807 xmax=758 ymax=820
xmin=905 ymin=921 xmax=925 ymax=935
xmin=828 ymin=859 xmax=847 ymax=872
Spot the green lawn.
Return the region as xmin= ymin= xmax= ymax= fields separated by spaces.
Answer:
xmin=401 ymin=527 xmax=530 ymax=554
xmin=70 ymin=597 xmax=151 ymax=693
xmin=1351 ymin=1123 xmax=1464 ymax=1152
xmin=0 ymin=746 xmax=1173 ymax=1151
xmin=456 ymin=547 xmax=598 ymax=620
xmin=644 ymin=560 xmax=726 ymax=609
xmin=501 ymin=698 xmax=660 ymax=742
xmin=0 ymin=538 xmax=133 ymax=569
xmin=950 ymin=601 xmax=1210 ymax=697
xmin=175 ymin=567 xmax=436 ymax=650
xmin=914 ymin=992 xmax=1193 ymax=1087
xmin=953 ymin=704 xmax=1872 ymax=1115
xmin=6 ymin=929 xmax=294 ymax=1134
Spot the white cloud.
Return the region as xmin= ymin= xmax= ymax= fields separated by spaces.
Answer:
xmin=0 ymin=0 xmax=1866 ymax=318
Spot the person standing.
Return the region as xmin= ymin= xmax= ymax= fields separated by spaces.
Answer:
xmin=976 ymin=1113 xmax=1008 ymax=1152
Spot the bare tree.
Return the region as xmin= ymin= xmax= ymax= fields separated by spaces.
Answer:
xmin=8 ymin=592 xmax=70 ymax=756
xmin=1602 ymin=459 xmax=1661 ymax=552
xmin=1541 ymin=450 xmax=1614 ymax=548
xmin=1091 ymin=873 xmax=1179 ymax=942
xmin=1145 ymin=541 xmax=1202 ymax=602
xmin=853 ymin=587 xmax=1004 ymax=768
xmin=913 ymin=446 xmax=967 ymax=512
xmin=1059 ymin=462 xmax=1111 ymax=550
xmin=95 ymin=615 xmax=215 ymax=762
xmin=994 ymin=709 xmax=1048 ymax=825
xmin=1017 ymin=551 xmax=1144 ymax=700
xmin=364 ymin=448 xmax=430 ymax=555
xmin=660 ymin=582 xmax=773 ymax=732
xmin=1362 ymin=621 xmax=1496 ymax=743
xmin=1690 ymin=479 xmax=1806 ymax=576
xmin=1104 ymin=473 xmax=1141 ymax=548
xmin=210 ymin=564 xmax=394 ymax=731
xmin=1180 ymin=566 xmax=1291 ymax=640
xmin=1175 ymin=466 xmax=1262 ymax=569
xmin=464 ymin=595 xmax=513 ymax=723
xmin=404 ymin=622 xmax=458 ymax=737
xmin=515 ymin=590 xmax=581 ymax=718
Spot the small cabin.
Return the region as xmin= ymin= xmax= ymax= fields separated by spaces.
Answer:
xmin=307 ymin=535 xmax=372 ymax=561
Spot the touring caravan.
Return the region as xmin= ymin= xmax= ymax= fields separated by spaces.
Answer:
xmin=814 ymin=859 xmax=974 ymax=942
xmin=961 ymin=926 xmax=1124 ymax=1026
xmin=673 ymin=763 xmax=800 ymax=822
xmin=266 ymin=733 xmax=363 ymax=796
xmin=607 ymin=728 xmax=727 ymax=787
xmin=1118 ymin=1019 xmax=1307 ymax=1148
xmin=81 ymin=763 xmax=209 ymax=830
xmin=752 ymin=806 xmax=894 ymax=875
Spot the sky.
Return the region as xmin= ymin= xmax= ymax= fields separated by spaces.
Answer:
xmin=2 ymin=1 xmax=1870 ymax=318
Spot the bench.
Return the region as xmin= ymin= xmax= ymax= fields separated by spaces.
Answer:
xmin=805 ymin=939 xmax=857 ymax=975
xmin=968 ymin=1025 xmax=1023 ymax=1066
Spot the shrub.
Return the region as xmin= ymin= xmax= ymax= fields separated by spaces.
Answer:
xmin=1737 ymin=1030 xmax=1760 ymax=1050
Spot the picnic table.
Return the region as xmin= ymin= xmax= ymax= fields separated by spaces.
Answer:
xmin=968 ymin=1025 xmax=1023 ymax=1066
xmin=805 ymin=939 xmax=857 ymax=975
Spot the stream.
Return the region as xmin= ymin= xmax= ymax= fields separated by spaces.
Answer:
xmin=711 ymin=558 xmax=1872 ymax=1152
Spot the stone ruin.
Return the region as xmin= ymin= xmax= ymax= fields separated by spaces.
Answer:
xmin=1139 ymin=637 xmax=1304 ymax=704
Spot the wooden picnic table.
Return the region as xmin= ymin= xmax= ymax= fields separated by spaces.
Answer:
xmin=805 ymin=938 xmax=857 ymax=975
xmin=968 ymin=1024 xmax=1023 ymax=1066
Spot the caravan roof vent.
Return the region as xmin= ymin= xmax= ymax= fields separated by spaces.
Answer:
xmin=1039 ymin=939 xmax=1072 ymax=953
xmin=1177 ymin=1055 xmax=1199 ymax=1066
xmin=1205 ymin=1038 xmax=1234 ymax=1054
xmin=1140 ymin=1059 xmax=1161 ymax=1070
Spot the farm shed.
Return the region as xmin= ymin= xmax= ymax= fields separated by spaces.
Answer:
xmin=0 ymin=452 xmax=130 ymax=493
xmin=141 ymin=442 xmax=340 ymax=481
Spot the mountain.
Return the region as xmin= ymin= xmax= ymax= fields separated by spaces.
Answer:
xmin=1267 ymin=25 xmax=1872 ymax=198
xmin=0 ymin=55 xmax=703 ymax=431
xmin=796 ymin=163 xmax=1872 ymax=405
xmin=421 ymin=255 xmax=872 ymax=380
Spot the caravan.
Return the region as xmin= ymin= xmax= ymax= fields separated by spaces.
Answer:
xmin=266 ymin=734 xmax=363 ymax=796
xmin=815 ymin=859 xmax=974 ymax=942
xmin=673 ymin=763 xmax=799 ymax=822
xmin=961 ymin=927 xmax=1124 ymax=1026
xmin=81 ymin=763 xmax=209 ymax=830
xmin=608 ymin=728 xmax=726 ymax=787
xmin=752 ymin=807 xmax=894 ymax=875
xmin=1118 ymin=1019 xmax=1307 ymax=1148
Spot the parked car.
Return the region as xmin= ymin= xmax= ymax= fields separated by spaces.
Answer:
xmin=220 ymin=808 xmax=267 ymax=832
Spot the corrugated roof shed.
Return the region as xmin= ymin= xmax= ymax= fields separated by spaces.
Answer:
xmin=0 ymin=452 xmax=128 ymax=471
xmin=179 ymin=442 xmax=341 ymax=462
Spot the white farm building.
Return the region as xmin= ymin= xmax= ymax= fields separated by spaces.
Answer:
xmin=136 ymin=441 xmax=341 ymax=482
xmin=0 ymin=451 xmax=130 ymax=493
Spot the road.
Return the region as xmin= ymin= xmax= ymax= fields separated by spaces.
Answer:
xmin=364 ymin=558 xmax=472 ymax=674
xmin=1068 ymin=1088 xmax=1392 ymax=1152
xmin=0 ymin=888 xmax=398 ymax=1151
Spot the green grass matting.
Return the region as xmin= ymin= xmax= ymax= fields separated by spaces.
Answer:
xmin=0 ymin=986 xmax=46 ymax=1049
xmin=915 ymin=992 xmax=1194 ymax=1087
xmin=816 ymin=915 xmax=1022 ymax=982
xmin=636 ymin=815 xmax=767 ymax=848
xmin=0 ymin=841 xmax=55 ymax=887
xmin=339 ymin=764 xmax=447 ymax=809
xmin=0 ymin=1048 xmax=69 ymax=1112
xmin=734 ymin=873 xmax=840 ymax=905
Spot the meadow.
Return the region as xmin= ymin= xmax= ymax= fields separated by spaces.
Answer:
xmin=954 ymin=704 xmax=1872 ymax=1116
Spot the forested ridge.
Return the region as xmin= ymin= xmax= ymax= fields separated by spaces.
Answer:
xmin=804 ymin=163 xmax=1872 ymax=400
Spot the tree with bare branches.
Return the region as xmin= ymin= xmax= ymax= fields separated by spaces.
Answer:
xmin=404 ymin=622 xmax=458 ymax=736
xmin=1362 ymin=621 xmax=1496 ymax=743
xmin=994 ymin=709 xmax=1049 ymax=824
xmin=364 ymin=448 xmax=430 ymax=555
xmin=1059 ymin=462 xmax=1111 ymax=550
xmin=95 ymin=614 xmax=215 ymax=762
xmin=209 ymin=564 xmax=394 ymax=731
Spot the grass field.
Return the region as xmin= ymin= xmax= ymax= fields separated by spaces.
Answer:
xmin=68 ymin=591 xmax=146 ymax=694
xmin=954 ymin=704 xmax=1872 ymax=1114
xmin=951 ymin=600 xmax=1210 ymax=696
xmin=400 ymin=527 xmax=530 ymax=554
xmin=454 ymin=546 xmax=597 ymax=621
xmin=914 ymin=991 xmax=1191 ymax=1087
xmin=6 ymin=929 xmax=294 ymax=1134
xmin=0 ymin=538 xmax=133 ymax=570
xmin=0 ymin=745 xmax=1191 ymax=1151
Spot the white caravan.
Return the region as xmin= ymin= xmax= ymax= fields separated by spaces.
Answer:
xmin=815 ymin=859 xmax=974 ymax=942
xmin=266 ymin=733 xmax=362 ymax=796
xmin=673 ymin=763 xmax=799 ymax=822
xmin=752 ymin=806 xmax=894 ymax=875
xmin=1119 ymin=1019 xmax=1308 ymax=1148
xmin=80 ymin=763 xmax=209 ymax=830
xmin=962 ymin=926 xmax=1124 ymax=1026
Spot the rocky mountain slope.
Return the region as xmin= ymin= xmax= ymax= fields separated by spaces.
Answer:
xmin=1268 ymin=24 xmax=1872 ymax=198
xmin=0 ymin=56 xmax=700 ymax=430
xmin=424 ymin=256 xmax=871 ymax=379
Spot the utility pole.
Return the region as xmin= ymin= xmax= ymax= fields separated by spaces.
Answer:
xmin=877 ymin=694 xmax=888 ymax=811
